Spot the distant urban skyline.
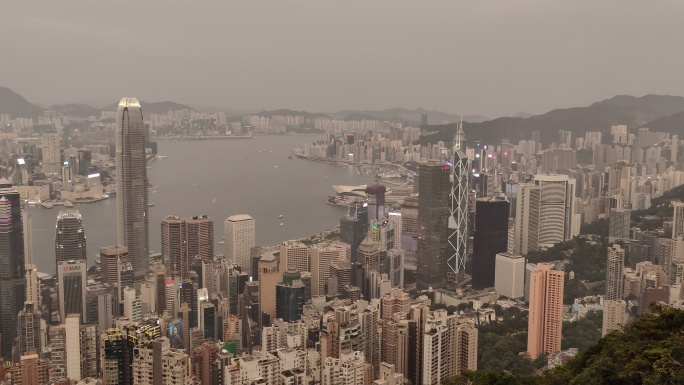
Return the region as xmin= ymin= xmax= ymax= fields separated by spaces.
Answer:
xmin=3 ymin=1 xmax=684 ymax=117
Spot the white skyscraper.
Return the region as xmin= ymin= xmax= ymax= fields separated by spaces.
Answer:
xmin=116 ymin=97 xmax=149 ymax=278
xmin=495 ymin=252 xmax=525 ymax=299
xmin=224 ymin=214 xmax=255 ymax=276
xmin=515 ymin=175 xmax=576 ymax=254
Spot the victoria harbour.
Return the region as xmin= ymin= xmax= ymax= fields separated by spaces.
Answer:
xmin=28 ymin=134 xmax=374 ymax=275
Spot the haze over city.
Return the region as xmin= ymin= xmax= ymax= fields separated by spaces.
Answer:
xmin=2 ymin=1 xmax=684 ymax=117
xmin=1 ymin=2 xmax=684 ymax=385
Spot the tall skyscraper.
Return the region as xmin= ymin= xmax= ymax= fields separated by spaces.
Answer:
xmin=162 ymin=215 xmax=186 ymax=280
xmin=16 ymin=302 xmax=42 ymax=359
xmin=275 ymin=270 xmax=306 ymax=322
xmin=41 ymin=130 xmax=61 ymax=175
xmin=57 ymin=259 xmax=87 ymax=322
xmin=416 ymin=162 xmax=450 ymax=288
xmin=54 ymin=209 xmax=87 ymax=272
xmin=448 ymin=122 xmax=469 ymax=283
xmin=515 ymin=175 xmax=577 ymax=254
xmin=472 ymin=197 xmax=509 ymax=290
xmin=224 ymin=214 xmax=255 ymax=276
xmin=116 ymin=97 xmax=149 ymax=278
xmin=310 ymin=243 xmax=346 ymax=296
xmin=279 ymin=240 xmax=309 ymax=274
xmin=186 ymin=215 xmax=213 ymax=261
xmin=0 ymin=180 xmax=26 ymax=360
xmin=527 ymin=263 xmax=565 ymax=359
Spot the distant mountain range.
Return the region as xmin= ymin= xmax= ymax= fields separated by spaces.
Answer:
xmin=0 ymin=87 xmax=195 ymax=118
xmin=415 ymin=94 xmax=684 ymax=146
xmin=328 ymin=107 xmax=488 ymax=124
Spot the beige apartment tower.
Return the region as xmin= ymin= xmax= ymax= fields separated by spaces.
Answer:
xmin=527 ymin=263 xmax=565 ymax=359
xmin=224 ymin=214 xmax=255 ymax=276
xmin=279 ymin=240 xmax=309 ymax=274
xmin=116 ymin=98 xmax=149 ymax=278
xmin=310 ymin=243 xmax=346 ymax=296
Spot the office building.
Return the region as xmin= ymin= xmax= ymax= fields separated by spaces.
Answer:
xmin=77 ymin=149 xmax=92 ymax=176
xmin=494 ymin=252 xmax=525 ymax=299
xmin=57 ymin=259 xmax=87 ymax=322
xmin=116 ymin=97 xmax=150 ymax=278
xmin=41 ymin=130 xmax=61 ymax=175
xmin=515 ymin=175 xmax=577 ymax=254
xmin=416 ymin=162 xmax=451 ymax=288
xmin=54 ymin=209 xmax=87 ymax=271
xmin=100 ymin=245 xmax=128 ymax=287
xmin=257 ymin=252 xmax=281 ymax=323
xmin=123 ymin=287 xmax=142 ymax=323
xmin=472 ymin=197 xmax=509 ymax=290
xmin=606 ymin=244 xmax=625 ymax=301
xmin=161 ymin=214 xmax=215 ymax=279
xmin=199 ymin=302 xmax=216 ymax=341
xmin=0 ymin=180 xmax=26 ymax=360
xmin=448 ymin=123 xmax=469 ymax=283
xmin=224 ymin=214 xmax=255 ymax=276
xmin=279 ymin=240 xmax=309 ymax=274
xmin=329 ymin=260 xmax=352 ymax=297
xmin=276 ymin=270 xmax=306 ymax=322
xmin=609 ymin=208 xmax=631 ymax=242
xmin=25 ymin=264 xmax=40 ymax=308
xmin=527 ymin=263 xmax=565 ymax=359
xmin=310 ymin=243 xmax=346 ymax=296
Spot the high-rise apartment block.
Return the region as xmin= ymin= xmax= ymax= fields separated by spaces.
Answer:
xmin=609 ymin=208 xmax=631 ymax=242
xmin=116 ymin=98 xmax=150 ymax=278
xmin=673 ymin=201 xmax=684 ymax=240
xmin=224 ymin=214 xmax=255 ymax=277
xmin=132 ymin=337 xmax=192 ymax=385
xmin=41 ymin=130 xmax=61 ymax=175
xmin=495 ymin=252 xmax=525 ymax=299
xmin=421 ymin=309 xmax=477 ymax=384
xmin=527 ymin=263 xmax=565 ymax=359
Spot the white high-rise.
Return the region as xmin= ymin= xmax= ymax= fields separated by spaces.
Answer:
xmin=310 ymin=243 xmax=346 ymax=296
xmin=41 ymin=130 xmax=61 ymax=175
xmin=224 ymin=214 xmax=255 ymax=276
xmin=495 ymin=252 xmax=525 ymax=298
xmin=116 ymin=98 xmax=149 ymax=278
xmin=514 ymin=175 xmax=576 ymax=254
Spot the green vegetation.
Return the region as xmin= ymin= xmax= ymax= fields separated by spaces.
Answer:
xmin=561 ymin=310 xmax=602 ymax=352
xmin=447 ymin=306 xmax=684 ymax=385
xmin=631 ymin=182 xmax=684 ymax=230
xmin=527 ymin=238 xmax=608 ymax=304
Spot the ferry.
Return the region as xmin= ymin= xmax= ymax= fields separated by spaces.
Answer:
xmin=280 ymin=222 xmax=284 ymax=226
xmin=278 ymin=214 xmax=283 ymax=218
xmin=218 ymin=240 xmax=225 ymax=245
xmin=148 ymin=203 xmax=155 ymax=207
xmin=64 ymin=200 xmax=74 ymax=207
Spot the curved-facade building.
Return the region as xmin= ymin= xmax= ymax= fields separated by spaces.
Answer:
xmin=55 ymin=209 xmax=87 ymax=270
xmin=116 ymin=98 xmax=149 ymax=278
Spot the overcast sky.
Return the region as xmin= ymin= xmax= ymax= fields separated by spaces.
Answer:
xmin=2 ymin=1 xmax=683 ymax=117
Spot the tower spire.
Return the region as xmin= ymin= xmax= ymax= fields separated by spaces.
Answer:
xmin=455 ymin=115 xmax=465 ymax=151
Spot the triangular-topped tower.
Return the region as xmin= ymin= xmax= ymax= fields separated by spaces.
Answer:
xmin=447 ymin=119 xmax=469 ymax=283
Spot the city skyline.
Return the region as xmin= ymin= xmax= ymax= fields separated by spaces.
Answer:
xmin=3 ymin=2 xmax=684 ymax=117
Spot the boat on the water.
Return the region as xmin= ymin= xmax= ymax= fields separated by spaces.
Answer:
xmin=63 ymin=200 xmax=74 ymax=207
xmin=148 ymin=203 xmax=155 ymax=207
xmin=280 ymin=222 xmax=284 ymax=226
xmin=278 ymin=214 xmax=283 ymax=218
xmin=41 ymin=202 xmax=54 ymax=209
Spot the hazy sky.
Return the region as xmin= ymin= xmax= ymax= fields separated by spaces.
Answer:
xmin=2 ymin=1 xmax=683 ymax=117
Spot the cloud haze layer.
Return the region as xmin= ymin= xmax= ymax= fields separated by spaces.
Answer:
xmin=2 ymin=0 xmax=683 ymax=117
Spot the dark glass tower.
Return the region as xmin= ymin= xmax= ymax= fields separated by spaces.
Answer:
xmin=55 ymin=209 xmax=87 ymax=271
xmin=416 ymin=163 xmax=451 ymax=288
xmin=116 ymin=98 xmax=149 ymax=278
xmin=472 ymin=198 xmax=509 ymax=290
xmin=340 ymin=201 xmax=368 ymax=264
xmin=0 ymin=180 xmax=25 ymax=360
xmin=276 ymin=270 xmax=306 ymax=322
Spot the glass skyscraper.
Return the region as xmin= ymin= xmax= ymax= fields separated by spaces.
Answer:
xmin=55 ymin=209 xmax=87 ymax=271
xmin=116 ymin=98 xmax=149 ymax=278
